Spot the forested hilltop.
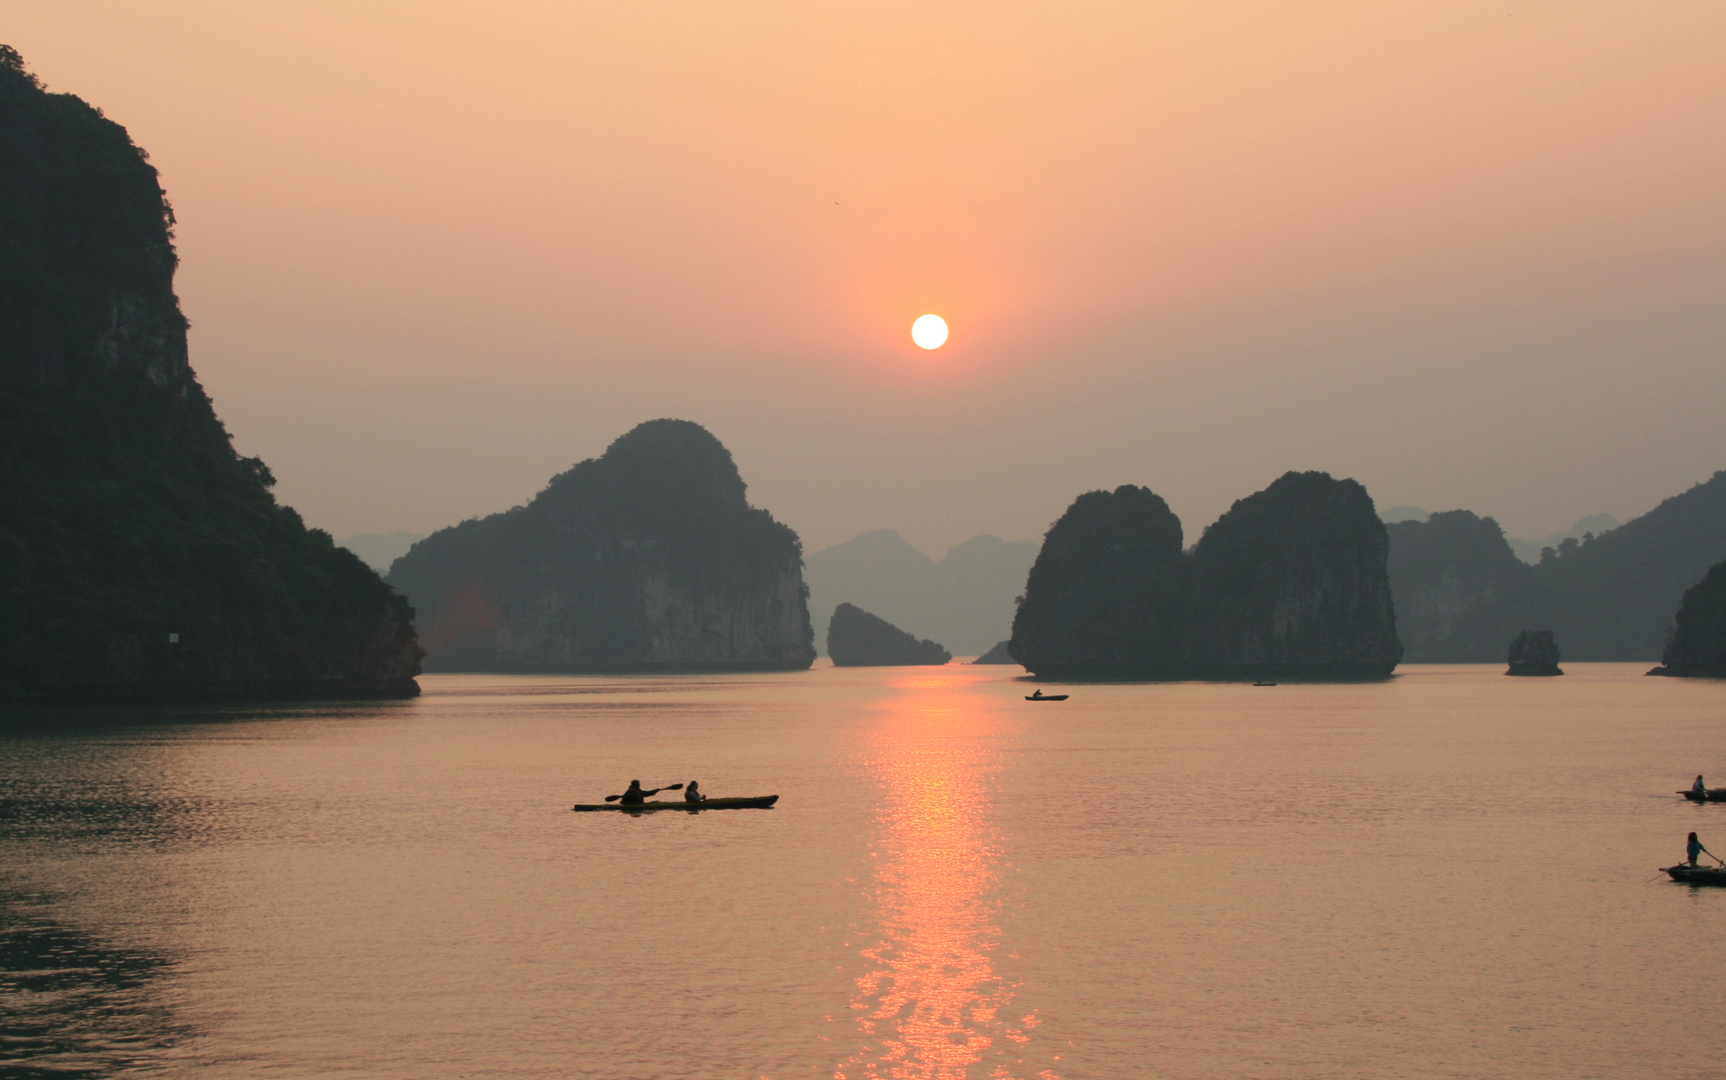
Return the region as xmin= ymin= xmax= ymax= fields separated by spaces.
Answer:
xmin=0 ymin=48 xmax=423 ymax=702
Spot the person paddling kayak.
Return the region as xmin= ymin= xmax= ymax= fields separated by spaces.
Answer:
xmin=685 ymin=780 xmax=705 ymax=803
xmin=1030 ymin=689 xmax=1045 ymax=699
xmin=1688 ymin=831 xmax=1716 ymax=867
xmin=619 ymin=780 xmax=673 ymax=806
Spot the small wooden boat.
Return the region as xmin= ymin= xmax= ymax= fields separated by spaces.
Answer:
xmin=1678 ymin=788 xmax=1726 ymax=803
xmin=1253 ymin=681 xmax=1277 ymax=687
xmin=1024 ymin=693 xmax=1068 ymax=701
xmin=571 ymin=795 xmax=779 ymax=813
xmin=1662 ymin=864 xmax=1726 ymax=885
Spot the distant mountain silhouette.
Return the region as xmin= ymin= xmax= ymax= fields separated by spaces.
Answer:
xmin=972 ymin=640 xmax=1019 ymax=665
xmin=1378 ymin=506 xmax=1430 ymax=524
xmin=827 ymin=603 xmax=950 ymax=666
xmin=1530 ymin=473 xmax=1726 ymax=659
xmin=1385 ymin=472 xmax=1726 ymax=661
xmin=805 ymin=530 xmax=1036 ymax=656
xmin=1387 ymin=511 xmax=1534 ymax=662
xmin=1506 ymin=514 xmax=1620 ymax=565
xmin=388 ymin=420 xmax=815 ymax=672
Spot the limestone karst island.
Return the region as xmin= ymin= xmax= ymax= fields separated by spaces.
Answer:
xmin=0 ymin=49 xmax=420 ymax=702
xmin=386 ymin=420 xmax=817 ymax=673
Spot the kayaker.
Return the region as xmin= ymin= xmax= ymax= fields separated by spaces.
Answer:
xmin=619 ymin=779 xmax=671 ymax=806
xmin=1030 ymin=689 xmax=1044 ymax=699
xmin=1694 ymin=775 xmax=1708 ymax=795
xmin=1688 ymin=831 xmax=1715 ymax=867
xmin=685 ymin=780 xmax=705 ymax=803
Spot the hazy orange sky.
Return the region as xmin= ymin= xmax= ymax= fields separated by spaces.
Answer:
xmin=11 ymin=2 xmax=1726 ymax=554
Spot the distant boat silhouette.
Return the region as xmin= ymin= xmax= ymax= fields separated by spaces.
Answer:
xmin=1252 ymin=681 xmax=1277 ymax=687
xmin=1662 ymin=864 xmax=1726 ymax=885
xmin=1679 ymin=788 xmax=1726 ymax=803
xmin=1025 ymin=692 xmax=1068 ymax=701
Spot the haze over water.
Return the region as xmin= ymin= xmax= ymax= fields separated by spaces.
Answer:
xmin=10 ymin=4 xmax=1726 ymax=553
xmin=4 ymin=664 xmax=1724 ymax=1078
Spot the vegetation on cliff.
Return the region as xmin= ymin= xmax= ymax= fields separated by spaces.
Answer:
xmin=388 ymin=419 xmax=815 ymax=672
xmin=1010 ymin=473 xmax=1400 ymax=679
xmin=827 ymin=603 xmax=950 ymax=666
xmin=1648 ymin=561 xmax=1726 ymax=678
xmin=0 ymin=47 xmax=421 ymax=702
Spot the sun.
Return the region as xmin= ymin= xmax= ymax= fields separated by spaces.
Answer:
xmin=911 ymin=314 xmax=949 ymax=350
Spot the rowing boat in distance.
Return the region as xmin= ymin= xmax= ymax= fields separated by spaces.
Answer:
xmin=1662 ymin=864 xmax=1726 ymax=885
xmin=1025 ymin=694 xmax=1068 ymax=701
xmin=571 ymin=795 xmax=779 ymax=812
xmin=1679 ymin=788 xmax=1726 ymax=803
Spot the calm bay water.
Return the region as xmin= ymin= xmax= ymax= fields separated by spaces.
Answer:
xmin=3 ymin=663 xmax=1725 ymax=1079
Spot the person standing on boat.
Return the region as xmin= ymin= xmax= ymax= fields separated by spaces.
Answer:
xmin=1688 ymin=832 xmax=1715 ymax=867
xmin=1694 ymin=775 xmax=1708 ymax=795
xmin=619 ymin=780 xmax=672 ymax=806
xmin=685 ymin=780 xmax=705 ymax=803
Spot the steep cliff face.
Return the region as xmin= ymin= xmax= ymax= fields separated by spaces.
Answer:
xmin=1386 ymin=511 xmax=1535 ymax=662
xmin=0 ymin=48 xmax=422 ymax=702
xmin=827 ymin=603 xmax=950 ymax=666
xmin=1008 ymin=486 xmax=1190 ymax=677
xmin=1185 ymin=472 xmax=1402 ymax=678
xmin=1648 ymin=561 xmax=1726 ymax=678
xmin=389 ymin=420 xmax=815 ymax=672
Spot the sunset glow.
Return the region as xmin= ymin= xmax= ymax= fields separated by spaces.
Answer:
xmin=7 ymin=1 xmax=1724 ymax=558
xmin=910 ymin=314 xmax=949 ymax=350
xmin=842 ymin=669 xmax=1035 ymax=1077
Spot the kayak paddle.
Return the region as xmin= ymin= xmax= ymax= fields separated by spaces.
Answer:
xmin=603 ymin=783 xmax=685 ymax=803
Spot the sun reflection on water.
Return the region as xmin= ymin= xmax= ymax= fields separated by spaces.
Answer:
xmin=839 ymin=671 xmax=1053 ymax=1080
